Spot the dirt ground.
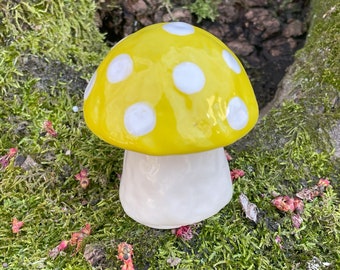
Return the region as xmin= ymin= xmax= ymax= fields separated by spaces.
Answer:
xmin=95 ymin=0 xmax=310 ymax=109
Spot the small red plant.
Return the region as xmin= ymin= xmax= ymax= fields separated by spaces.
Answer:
xmin=0 ymin=148 xmax=18 ymax=169
xmin=272 ymin=178 xmax=332 ymax=229
xmin=224 ymin=150 xmax=233 ymax=161
xmin=12 ymin=217 xmax=24 ymax=233
xmin=58 ymin=240 xmax=69 ymax=251
xmin=271 ymin=196 xmax=296 ymax=212
xmin=49 ymin=224 xmax=90 ymax=259
xmin=8 ymin=148 xmax=17 ymax=158
xmin=318 ymin=178 xmax=330 ymax=187
xmin=230 ymin=169 xmax=245 ymax=182
xmin=296 ymin=178 xmax=332 ymax=201
xmin=43 ymin=120 xmax=57 ymax=137
xmin=75 ymin=169 xmax=90 ymax=189
xmin=272 ymin=196 xmax=304 ymax=213
xmin=117 ymin=242 xmax=135 ymax=270
xmin=69 ymin=223 xmax=91 ymax=255
xmin=272 ymin=196 xmax=304 ymax=229
xmin=173 ymin=225 xmax=193 ymax=241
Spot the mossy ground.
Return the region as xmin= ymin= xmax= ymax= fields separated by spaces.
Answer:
xmin=0 ymin=0 xmax=339 ymax=269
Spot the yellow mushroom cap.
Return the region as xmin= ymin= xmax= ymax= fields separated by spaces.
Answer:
xmin=83 ymin=22 xmax=259 ymax=156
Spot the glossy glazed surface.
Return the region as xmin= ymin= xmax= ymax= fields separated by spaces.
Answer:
xmin=84 ymin=22 xmax=258 ymax=155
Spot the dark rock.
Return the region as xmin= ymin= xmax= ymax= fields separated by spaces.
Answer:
xmin=244 ymin=0 xmax=268 ymax=7
xmin=161 ymin=7 xmax=192 ymax=23
xmin=283 ymin=19 xmax=305 ymax=37
xmin=15 ymin=155 xmax=39 ymax=171
xmin=42 ymin=151 xmax=56 ymax=163
xmin=20 ymin=155 xmax=39 ymax=171
xmin=207 ymin=23 xmax=225 ymax=39
xmin=15 ymin=121 xmax=29 ymax=135
xmin=227 ymin=40 xmax=255 ymax=56
xmin=217 ymin=4 xmax=239 ymax=24
xmin=83 ymin=244 xmax=107 ymax=267
xmin=287 ymin=37 xmax=298 ymax=49
xmin=14 ymin=155 xmax=26 ymax=167
xmin=263 ymin=37 xmax=294 ymax=57
xmin=245 ymin=8 xmax=281 ymax=40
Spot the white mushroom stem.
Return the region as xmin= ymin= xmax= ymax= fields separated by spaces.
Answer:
xmin=119 ymin=147 xmax=233 ymax=229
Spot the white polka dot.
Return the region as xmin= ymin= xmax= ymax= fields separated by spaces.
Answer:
xmin=162 ymin=22 xmax=194 ymax=36
xmin=124 ymin=103 xmax=156 ymax=136
xmin=84 ymin=72 xmax=96 ymax=100
xmin=107 ymin=54 xmax=133 ymax=83
xmin=226 ymin=97 xmax=249 ymax=130
xmin=222 ymin=50 xmax=241 ymax=74
xmin=173 ymin=62 xmax=205 ymax=94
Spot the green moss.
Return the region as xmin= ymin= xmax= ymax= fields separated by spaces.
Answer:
xmin=1 ymin=1 xmax=107 ymax=65
xmin=160 ymin=0 xmax=221 ymax=22
xmin=188 ymin=0 xmax=222 ymax=22
xmin=0 ymin=0 xmax=339 ymax=269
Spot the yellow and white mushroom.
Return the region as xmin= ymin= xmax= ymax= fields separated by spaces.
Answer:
xmin=83 ymin=22 xmax=259 ymax=229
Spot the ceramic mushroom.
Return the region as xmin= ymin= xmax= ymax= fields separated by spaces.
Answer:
xmin=83 ymin=22 xmax=259 ymax=229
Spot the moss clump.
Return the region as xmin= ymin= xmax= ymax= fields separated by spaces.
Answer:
xmin=188 ymin=0 xmax=222 ymax=22
xmin=0 ymin=0 xmax=339 ymax=269
xmin=161 ymin=0 xmax=222 ymax=22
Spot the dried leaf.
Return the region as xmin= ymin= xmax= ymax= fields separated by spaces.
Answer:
xmin=167 ymin=257 xmax=181 ymax=267
xmin=239 ymin=193 xmax=258 ymax=223
xmin=296 ymin=186 xmax=320 ymax=201
xmin=49 ymin=246 xmax=60 ymax=260
xmin=291 ymin=214 xmax=303 ymax=229
xmin=322 ymin=6 xmax=336 ymax=19
xmin=296 ymin=178 xmax=331 ymax=201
